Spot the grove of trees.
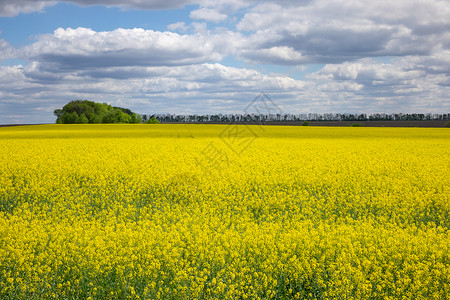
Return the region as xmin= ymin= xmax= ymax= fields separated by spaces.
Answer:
xmin=54 ymin=100 xmax=143 ymax=124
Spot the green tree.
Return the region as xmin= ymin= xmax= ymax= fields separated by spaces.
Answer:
xmin=78 ymin=113 xmax=89 ymax=124
xmin=53 ymin=109 xmax=63 ymax=119
xmin=118 ymin=111 xmax=132 ymax=123
xmin=146 ymin=116 xmax=160 ymax=124
xmin=60 ymin=111 xmax=79 ymax=124
xmin=130 ymin=113 xmax=142 ymax=124
xmin=54 ymin=100 xmax=143 ymax=124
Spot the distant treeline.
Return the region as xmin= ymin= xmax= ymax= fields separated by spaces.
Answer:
xmin=143 ymin=113 xmax=449 ymax=123
xmin=55 ymin=100 xmax=449 ymax=125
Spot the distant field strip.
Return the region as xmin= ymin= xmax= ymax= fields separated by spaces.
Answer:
xmin=0 ymin=124 xmax=449 ymax=299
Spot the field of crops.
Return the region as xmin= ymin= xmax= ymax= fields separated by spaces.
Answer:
xmin=0 ymin=124 xmax=449 ymax=299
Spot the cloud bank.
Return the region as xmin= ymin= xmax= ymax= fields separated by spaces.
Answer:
xmin=23 ymin=27 xmax=225 ymax=69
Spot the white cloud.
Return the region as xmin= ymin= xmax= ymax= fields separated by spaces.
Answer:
xmin=22 ymin=27 xmax=225 ymax=70
xmin=236 ymin=0 xmax=450 ymax=64
xmin=0 ymin=65 xmax=29 ymax=88
xmin=307 ymin=56 xmax=450 ymax=111
xmin=190 ymin=8 xmax=228 ymax=23
xmin=0 ymin=38 xmax=15 ymax=62
xmin=241 ymin=46 xmax=304 ymax=65
xmin=167 ymin=22 xmax=188 ymax=32
xmin=0 ymin=0 xmax=55 ymax=17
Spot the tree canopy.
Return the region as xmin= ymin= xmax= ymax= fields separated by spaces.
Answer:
xmin=54 ymin=100 xmax=142 ymax=124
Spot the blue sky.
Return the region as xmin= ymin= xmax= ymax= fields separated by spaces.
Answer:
xmin=0 ymin=0 xmax=449 ymax=124
xmin=0 ymin=3 xmax=194 ymax=46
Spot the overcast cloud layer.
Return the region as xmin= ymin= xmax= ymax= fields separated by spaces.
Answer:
xmin=0 ymin=0 xmax=449 ymax=124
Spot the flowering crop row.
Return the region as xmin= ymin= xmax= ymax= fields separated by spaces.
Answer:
xmin=0 ymin=124 xmax=449 ymax=299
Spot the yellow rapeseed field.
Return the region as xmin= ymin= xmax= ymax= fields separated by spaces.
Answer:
xmin=0 ymin=124 xmax=449 ymax=299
